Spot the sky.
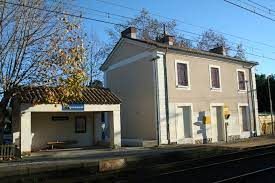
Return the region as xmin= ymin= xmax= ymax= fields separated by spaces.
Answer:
xmin=74 ymin=0 xmax=275 ymax=74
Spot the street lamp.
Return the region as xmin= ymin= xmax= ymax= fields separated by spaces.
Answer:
xmin=267 ymin=75 xmax=274 ymax=136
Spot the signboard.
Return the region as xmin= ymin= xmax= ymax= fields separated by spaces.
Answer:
xmin=52 ymin=116 xmax=69 ymax=121
xmin=223 ymin=105 xmax=231 ymax=119
xmin=3 ymin=134 xmax=12 ymax=144
xmin=62 ymin=104 xmax=84 ymax=111
xmin=203 ymin=116 xmax=211 ymax=124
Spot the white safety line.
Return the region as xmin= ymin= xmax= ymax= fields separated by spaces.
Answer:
xmin=212 ymin=167 xmax=275 ymax=183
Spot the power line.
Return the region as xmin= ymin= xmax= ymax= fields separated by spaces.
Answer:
xmin=51 ymin=0 xmax=270 ymax=54
xmin=2 ymin=0 xmax=275 ymax=62
xmin=0 ymin=0 xmax=127 ymax=27
xmin=50 ymin=0 xmax=134 ymax=21
xmin=95 ymin=0 xmax=275 ymax=49
xmin=224 ymin=0 xmax=275 ymax=22
xmin=236 ymin=0 xmax=275 ymax=16
xmin=248 ymin=0 xmax=275 ymax=13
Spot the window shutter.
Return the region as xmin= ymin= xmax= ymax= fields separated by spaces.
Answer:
xmin=211 ymin=67 xmax=220 ymax=88
xmin=238 ymin=71 xmax=246 ymax=90
xmin=177 ymin=63 xmax=188 ymax=86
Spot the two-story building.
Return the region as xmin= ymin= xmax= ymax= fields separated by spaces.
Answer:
xmin=101 ymin=27 xmax=260 ymax=146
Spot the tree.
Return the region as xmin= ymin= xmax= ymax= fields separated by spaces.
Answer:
xmin=234 ymin=43 xmax=246 ymax=60
xmin=87 ymin=31 xmax=109 ymax=85
xmin=197 ymin=29 xmax=230 ymax=54
xmin=106 ymin=9 xmax=192 ymax=47
xmin=0 ymin=0 xmax=88 ymax=142
xmin=256 ymin=74 xmax=275 ymax=113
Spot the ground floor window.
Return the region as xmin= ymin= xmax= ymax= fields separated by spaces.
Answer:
xmin=75 ymin=116 xmax=86 ymax=133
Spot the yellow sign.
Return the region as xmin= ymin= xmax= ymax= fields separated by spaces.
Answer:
xmin=203 ymin=116 xmax=211 ymax=124
xmin=224 ymin=105 xmax=231 ymax=119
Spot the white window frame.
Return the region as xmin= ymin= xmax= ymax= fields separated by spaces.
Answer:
xmin=236 ymin=69 xmax=247 ymax=93
xmin=175 ymin=60 xmax=191 ymax=90
xmin=209 ymin=65 xmax=222 ymax=92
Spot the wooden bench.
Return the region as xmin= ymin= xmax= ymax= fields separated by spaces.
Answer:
xmin=47 ymin=140 xmax=77 ymax=150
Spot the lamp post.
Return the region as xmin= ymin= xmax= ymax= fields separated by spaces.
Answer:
xmin=267 ymin=75 xmax=274 ymax=136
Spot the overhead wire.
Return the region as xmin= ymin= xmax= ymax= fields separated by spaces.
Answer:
xmin=1 ymin=0 xmax=275 ymax=61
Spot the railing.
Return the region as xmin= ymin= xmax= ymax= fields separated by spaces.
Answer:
xmin=0 ymin=144 xmax=17 ymax=159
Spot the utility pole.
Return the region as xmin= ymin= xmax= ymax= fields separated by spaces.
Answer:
xmin=267 ymin=75 xmax=274 ymax=136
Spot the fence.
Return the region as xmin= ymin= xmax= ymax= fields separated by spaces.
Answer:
xmin=259 ymin=114 xmax=274 ymax=135
xmin=0 ymin=144 xmax=18 ymax=159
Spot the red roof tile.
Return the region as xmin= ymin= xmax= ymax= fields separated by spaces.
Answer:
xmin=16 ymin=86 xmax=121 ymax=105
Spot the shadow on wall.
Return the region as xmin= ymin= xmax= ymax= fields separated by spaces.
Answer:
xmin=194 ymin=111 xmax=207 ymax=144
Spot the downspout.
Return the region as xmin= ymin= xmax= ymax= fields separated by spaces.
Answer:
xmin=153 ymin=58 xmax=160 ymax=146
xmin=244 ymin=65 xmax=257 ymax=136
xmin=249 ymin=66 xmax=257 ymax=136
xmin=163 ymin=48 xmax=170 ymax=144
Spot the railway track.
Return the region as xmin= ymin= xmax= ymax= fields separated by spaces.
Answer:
xmin=60 ymin=144 xmax=275 ymax=183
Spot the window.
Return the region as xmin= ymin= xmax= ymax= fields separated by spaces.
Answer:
xmin=75 ymin=116 xmax=86 ymax=133
xmin=237 ymin=70 xmax=246 ymax=91
xmin=176 ymin=60 xmax=190 ymax=88
xmin=210 ymin=65 xmax=221 ymax=90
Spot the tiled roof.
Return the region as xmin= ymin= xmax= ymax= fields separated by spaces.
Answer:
xmin=101 ymin=37 xmax=258 ymax=71
xmin=128 ymin=37 xmax=258 ymax=65
xmin=16 ymin=86 xmax=121 ymax=105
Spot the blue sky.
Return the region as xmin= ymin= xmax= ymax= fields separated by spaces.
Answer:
xmin=76 ymin=0 xmax=275 ymax=74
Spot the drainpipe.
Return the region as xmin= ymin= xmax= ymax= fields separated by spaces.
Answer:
xmin=163 ymin=48 xmax=170 ymax=144
xmin=244 ymin=65 xmax=257 ymax=136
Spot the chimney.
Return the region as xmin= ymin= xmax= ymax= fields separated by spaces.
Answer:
xmin=209 ymin=46 xmax=226 ymax=56
xmin=159 ymin=34 xmax=175 ymax=46
xmin=121 ymin=27 xmax=136 ymax=39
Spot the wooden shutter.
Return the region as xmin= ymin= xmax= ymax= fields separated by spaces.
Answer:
xmin=211 ymin=67 xmax=220 ymax=88
xmin=238 ymin=71 xmax=246 ymax=90
xmin=177 ymin=63 xmax=188 ymax=86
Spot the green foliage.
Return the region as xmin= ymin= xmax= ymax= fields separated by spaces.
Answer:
xmin=256 ymin=74 xmax=275 ymax=113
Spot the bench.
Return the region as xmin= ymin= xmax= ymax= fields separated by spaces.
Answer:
xmin=47 ymin=140 xmax=78 ymax=150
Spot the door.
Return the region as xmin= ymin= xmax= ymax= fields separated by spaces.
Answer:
xmin=240 ymin=106 xmax=250 ymax=131
xmin=211 ymin=106 xmax=225 ymax=142
xmin=216 ymin=106 xmax=225 ymax=141
xmin=182 ymin=106 xmax=192 ymax=138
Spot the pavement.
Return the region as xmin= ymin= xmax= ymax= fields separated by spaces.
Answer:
xmin=0 ymin=136 xmax=275 ymax=180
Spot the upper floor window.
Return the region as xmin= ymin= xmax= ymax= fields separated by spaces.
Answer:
xmin=209 ymin=65 xmax=221 ymax=91
xmin=237 ymin=70 xmax=246 ymax=91
xmin=175 ymin=60 xmax=190 ymax=89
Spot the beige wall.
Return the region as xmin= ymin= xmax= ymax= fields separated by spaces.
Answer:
xmin=166 ymin=52 xmax=251 ymax=105
xmin=106 ymin=57 xmax=156 ymax=140
xmin=31 ymin=112 xmax=95 ymax=151
xmin=165 ymin=51 xmax=255 ymax=142
xmin=104 ymin=40 xmax=151 ymax=68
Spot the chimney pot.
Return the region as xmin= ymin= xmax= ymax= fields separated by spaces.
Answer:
xmin=209 ymin=46 xmax=226 ymax=56
xmin=121 ymin=27 xmax=137 ymax=39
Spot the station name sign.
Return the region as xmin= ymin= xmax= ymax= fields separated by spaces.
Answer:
xmin=62 ymin=104 xmax=84 ymax=111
